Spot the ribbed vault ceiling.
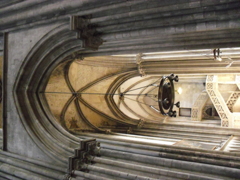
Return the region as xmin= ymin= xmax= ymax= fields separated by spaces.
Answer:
xmin=44 ymin=47 xmax=240 ymax=134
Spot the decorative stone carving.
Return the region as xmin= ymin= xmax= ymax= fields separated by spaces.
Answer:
xmin=191 ymin=91 xmax=209 ymax=121
xmin=138 ymin=64 xmax=146 ymax=76
xmin=136 ymin=53 xmax=147 ymax=76
xmin=191 ymin=109 xmax=198 ymax=119
xmin=136 ymin=53 xmax=143 ymax=64
xmin=127 ymin=127 xmax=133 ymax=134
xmin=205 ymin=74 xmax=240 ymax=128
xmin=207 ymin=83 xmax=213 ymax=90
xmin=137 ymin=119 xmax=145 ymax=128
xmin=202 ymin=105 xmax=218 ymax=119
xmin=207 ymin=75 xmax=214 ymax=81
xmin=67 ymin=139 xmax=100 ymax=178
xmin=206 ymin=75 xmax=232 ymax=127
xmin=222 ymin=120 xmax=229 ymax=127
xmin=69 ymin=117 xmax=79 ymax=129
xmin=71 ymin=52 xmax=84 ymax=60
xmin=70 ymin=16 xmax=103 ymax=50
xmin=226 ymin=92 xmax=240 ymax=112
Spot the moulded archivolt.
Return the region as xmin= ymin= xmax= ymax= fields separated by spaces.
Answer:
xmin=13 ymin=24 xmax=84 ymax=165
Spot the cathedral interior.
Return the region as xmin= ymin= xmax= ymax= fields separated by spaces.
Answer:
xmin=0 ymin=0 xmax=240 ymax=179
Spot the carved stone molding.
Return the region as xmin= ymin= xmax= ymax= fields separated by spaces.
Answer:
xmin=206 ymin=75 xmax=232 ymax=127
xmin=138 ymin=64 xmax=146 ymax=76
xmin=70 ymin=16 xmax=103 ymax=50
xmin=202 ymin=105 xmax=218 ymax=119
xmin=67 ymin=139 xmax=100 ymax=178
xmin=191 ymin=91 xmax=209 ymax=121
xmin=137 ymin=119 xmax=145 ymax=128
xmin=136 ymin=53 xmax=147 ymax=76
xmin=226 ymin=92 xmax=240 ymax=112
xmin=136 ymin=53 xmax=143 ymax=64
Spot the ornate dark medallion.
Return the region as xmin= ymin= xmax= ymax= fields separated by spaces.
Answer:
xmin=158 ymin=74 xmax=179 ymax=117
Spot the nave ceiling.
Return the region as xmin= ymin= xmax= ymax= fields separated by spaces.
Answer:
xmin=45 ymin=47 xmax=240 ymax=134
xmin=0 ymin=0 xmax=240 ymax=179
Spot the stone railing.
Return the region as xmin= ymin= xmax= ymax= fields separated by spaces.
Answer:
xmin=226 ymin=91 xmax=240 ymax=112
xmin=191 ymin=91 xmax=209 ymax=121
xmin=206 ymin=75 xmax=233 ymax=128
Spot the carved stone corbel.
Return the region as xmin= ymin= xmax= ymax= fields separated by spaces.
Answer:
xmin=137 ymin=119 xmax=145 ymax=128
xmin=138 ymin=66 xmax=146 ymax=76
xmin=71 ymin=52 xmax=84 ymax=60
xmin=136 ymin=53 xmax=146 ymax=76
xmin=67 ymin=139 xmax=100 ymax=178
xmin=127 ymin=127 xmax=133 ymax=134
xmin=70 ymin=16 xmax=103 ymax=50
xmin=136 ymin=53 xmax=143 ymax=64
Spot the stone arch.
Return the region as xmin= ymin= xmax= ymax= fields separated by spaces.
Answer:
xmin=13 ymin=24 xmax=84 ymax=165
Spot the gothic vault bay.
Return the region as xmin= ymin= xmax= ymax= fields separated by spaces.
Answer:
xmin=1 ymin=1 xmax=240 ymax=179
